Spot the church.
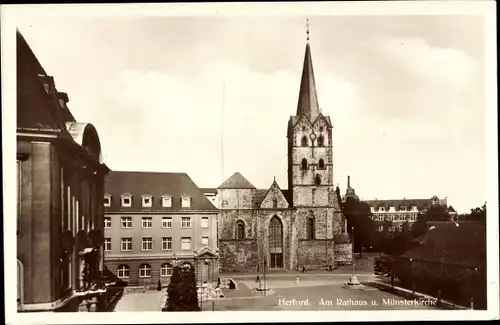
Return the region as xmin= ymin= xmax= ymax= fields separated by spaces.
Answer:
xmin=203 ymin=35 xmax=352 ymax=273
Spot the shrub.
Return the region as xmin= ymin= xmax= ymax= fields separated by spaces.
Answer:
xmin=164 ymin=265 xmax=200 ymax=311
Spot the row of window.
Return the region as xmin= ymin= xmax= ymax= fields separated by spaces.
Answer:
xmin=234 ymin=217 xmax=315 ymax=240
xmin=300 ymin=158 xmax=326 ymax=170
xmin=105 ymin=236 xmax=208 ymax=252
xmin=302 ymin=126 xmax=325 ymax=132
xmin=300 ymin=135 xmax=326 ymax=147
xmin=104 ymin=216 xmax=209 ymax=229
xmin=372 ymin=206 xmax=419 ymax=212
xmin=117 ymin=263 xmax=175 ymax=278
xmin=104 ymin=194 xmax=192 ymax=208
xmin=377 ymin=224 xmax=411 ymax=232
xmin=373 ymin=214 xmax=418 ymax=222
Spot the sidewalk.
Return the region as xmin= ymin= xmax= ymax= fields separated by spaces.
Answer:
xmin=221 ymin=271 xmax=375 ymax=278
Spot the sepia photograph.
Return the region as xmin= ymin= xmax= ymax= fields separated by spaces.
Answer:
xmin=1 ymin=1 xmax=498 ymax=324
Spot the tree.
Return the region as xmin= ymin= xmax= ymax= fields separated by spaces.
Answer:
xmin=164 ymin=265 xmax=200 ymax=311
xmin=411 ymin=212 xmax=429 ymax=238
xmin=342 ymin=197 xmax=377 ymax=253
xmin=465 ymin=204 xmax=486 ymax=224
xmin=424 ymin=204 xmax=450 ymax=222
xmin=391 ymin=221 xmax=412 ymax=256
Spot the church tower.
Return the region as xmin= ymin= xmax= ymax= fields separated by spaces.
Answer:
xmin=287 ymin=23 xmax=344 ymax=267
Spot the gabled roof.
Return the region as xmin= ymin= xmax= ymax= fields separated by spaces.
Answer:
xmin=104 ymin=171 xmax=218 ymax=212
xmin=259 ymin=180 xmax=290 ymax=209
xmin=296 ymin=42 xmax=320 ymax=121
xmin=402 ymin=221 xmax=486 ymax=267
xmin=218 ymin=172 xmax=256 ymax=189
xmin=252 ymin=189 xmax=268 ymax=209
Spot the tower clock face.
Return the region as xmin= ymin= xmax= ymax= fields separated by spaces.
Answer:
xmin=309 ymin=133 xmax=317 ymax=141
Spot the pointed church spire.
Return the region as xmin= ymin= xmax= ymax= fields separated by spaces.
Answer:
xmin=296 ymin=19 xmax=320 ymax=121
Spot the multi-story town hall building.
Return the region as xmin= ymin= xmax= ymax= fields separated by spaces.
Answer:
xmin=203 ymin=37 xmax=351 ymax=273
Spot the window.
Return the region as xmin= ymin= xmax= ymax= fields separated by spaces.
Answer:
xmin=273 ymin=198 xmax=278 ymax=208
xmin=379 ymin=207 xmax=385 ymax=212
xmin=162 ymin=196 xmax=172 ymax=207
xmin=312 ymin=189 xmax=316 ymax=205
xmin=181 ymin=237 xmax=191 ymax=250
xmin=162 ymin=237 xmax=172 ymax=250
xmin=121 ymin=216 xmax=132 ymax=228
xmin=411 ymin=206 xmax=418 ymax=211
xmin=318 ymin=159 xmax=325 ymax=170
xmin=181 ymin=216 xmax=191 ymax=228
xmin=117 ymin=265 xmax=129 ymax=278
xmin=301 ymin=158 xmax=308 ymax=170
xmin=317 ymin=135 xmax=324 ymax=147
xmin=301 ymin=136 xmax=308 ymax=147
xmin=302 ymin=126 xmax=306 ymax=132
xmin=378 ymin=225 xmax=383 ymax=232
xmin=306 ymin=217 xmax=315 ymax=239
xmin=236 ymin=221 xmax=245 ymax=239
xmin=161 ymin=263 xmax=173 ymax=277
xmin=181 ymin=196 xmax=191 ymax=208
xmin=400 ymin=206 xmax=406 ymax=211
xmin=121 ymin=238 xmax=132 ymax=251
xmin=201 ymin=216 xmax=209 ymax=228
xmin=201 ymin=236 xmax=209 ymax=246
xmin=142 ymin=237 xmax=153 ymax=251
xmin=162 ymin=216 xmax=172 ymax=228
xmin=104 ymin=238 xmax=111 ymax=251
xmin=104 ymin=217 xmax=111 ymax=228
xmin=121 ymin=194 xmax=132 ymax=207
xmin=104 ymin=195 xmax=111 ymax=207
xmin=142 ymin=195 xmax=152 ymax=207
xmin=319 ymin=126 xmax=324 ymax=132
xmin=314 ymin=174 xmax=321 ymax=186
xmin=142 ymin=217 xmax=152 ymax=228
xmin=139 ymin=264 xmax=151 ymax=278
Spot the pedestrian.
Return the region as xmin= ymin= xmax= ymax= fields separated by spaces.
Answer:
xmin=302 ymin=265 xmax=306 ymax=273
xmin=296 ymin=275 xmax=299 ymax=285
xmin=256 ymin=275 xmax=260 ymax=283
xmin=329 ymin=265 xmax=333 ymax=272
xmin=157 ymin=280 xmax=162 ymax=291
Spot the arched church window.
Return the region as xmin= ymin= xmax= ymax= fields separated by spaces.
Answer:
xmin=301 ymin=158 xmax=308 ymax=170
xmin=306 ymin=217 xmax=315 ymax=239
xmin=301 ymin=136 xmax=308 ymax=147
xmin=319 ymin=126 xmax=324 ymax=132
xmin=236 ymin=221 xmax=245 ymax=240
xmin=318 ymin=159 xmax=325 ymax=170
xmin=302 ymin=126 xmax=306 ymax=132
xmin=273 ymin=198 xmax=278 ymax=208
xmin=317 ymin=135 xmax=324 ymax=147
xmin=315 ymin=174 xmax=322 ymax=186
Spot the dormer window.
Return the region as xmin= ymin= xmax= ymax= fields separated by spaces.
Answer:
xmin=379 ymin=207 xmax=385 ymax=212
xmin=400 ymin=206 xmax=406 ymax=211
xmin=162 ymin=195 xmax=172 ymax=207
xmin=142 ymin=195 xmax=153 ymax=207
xmin=181 ymin=196 xmax=191 ymax=208
xmin=104 ymin=194 xmax=111 ymax=207
xmin=121 ymin=194 xmax=132 ymax=207
xmin=411 ymin=206 xmax=418 ymax=211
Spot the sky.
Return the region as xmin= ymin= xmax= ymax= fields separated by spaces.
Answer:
xmin=14 ymin=8 xmax=488 ymax=214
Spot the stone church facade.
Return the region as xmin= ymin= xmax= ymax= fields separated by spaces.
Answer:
xmin=203 ymin=39 xmax=351 ymax=273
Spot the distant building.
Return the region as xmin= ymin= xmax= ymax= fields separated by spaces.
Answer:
xmin=198 ymin=36 xmax=353 ymax=273
xmin=103 ymin=171 xmax=219 ymax=288
xmin=17 ymin=31 xmax=110 ymax=312
xmin=342 ymin=177 xmax=457 ymax=232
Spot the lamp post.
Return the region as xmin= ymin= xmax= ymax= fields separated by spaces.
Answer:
xmin=352 ymin=226 xmax=355 ymax=276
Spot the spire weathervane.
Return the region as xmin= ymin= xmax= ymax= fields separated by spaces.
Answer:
xmin=306 ymin=18 xmax=310 ymax=42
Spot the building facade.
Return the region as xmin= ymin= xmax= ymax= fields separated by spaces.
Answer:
xmin=103 ymin=172 xmax=219 ymax=288
xmin=203 ymin=38 xmax=350 ymax=273
xmin=17 ymin=31 xmax=111 ymax=312
xmin=364 ymin=196 xmax=457 ymax=232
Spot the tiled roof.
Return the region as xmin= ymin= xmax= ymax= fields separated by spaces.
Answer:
xmin=200 ymin=188 xmax=217 ymax=194
xmin=281 ymin=189 xmax=292 ymax=206
xmin=104 ymin=171 xmax=218 ymax=212
xmin=17 ymin=30 xmax=76 ymax=131
xmin=401 ymin=221 xmax=486 ymax=267
xmin=218 ymin=172 xmax=256 ymax=189
xmin=363 ymin=199 xmax=432 ymax=210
